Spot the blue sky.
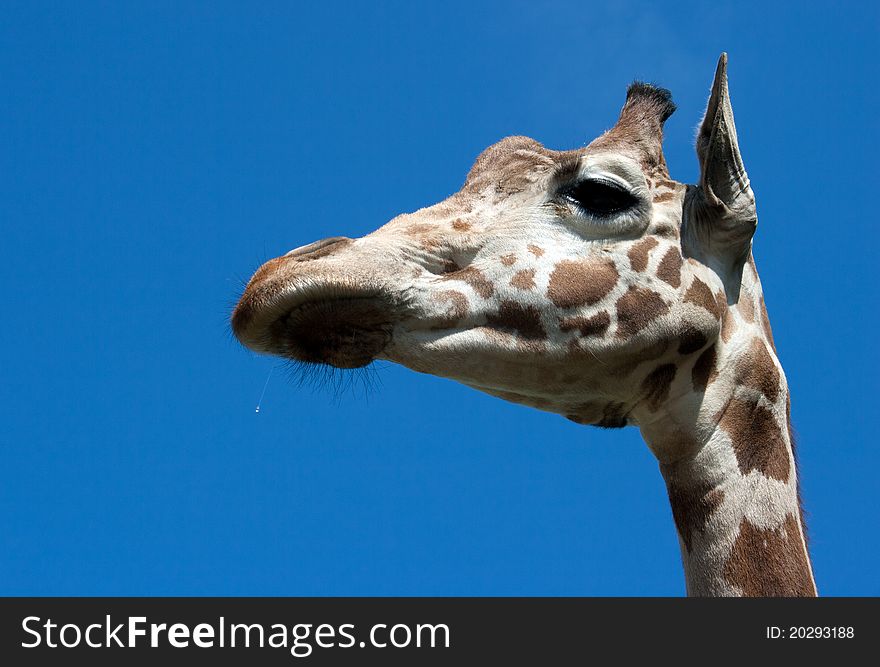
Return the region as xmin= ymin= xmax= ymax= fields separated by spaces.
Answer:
xmin=2 ymin=1 xmax=877 ymax=596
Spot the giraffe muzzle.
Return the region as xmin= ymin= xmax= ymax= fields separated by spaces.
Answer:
xmin=231 ymin=264 xmax=395 ymax=368
xmin=232 ymin=233 xmax=400 ymax=366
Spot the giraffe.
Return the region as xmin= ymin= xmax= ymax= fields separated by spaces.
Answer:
xmin=231 ymin=54 xmax=816 ymax=597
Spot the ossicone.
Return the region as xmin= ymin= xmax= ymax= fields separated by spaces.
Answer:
xmin=590 ymin=81 xmax=676 ymax=174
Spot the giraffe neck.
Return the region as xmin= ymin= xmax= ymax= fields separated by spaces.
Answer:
xmin=638 ymin=266 xmax=816 ymax=596
xmin=654 ymin=391 xmax=816 ymax=596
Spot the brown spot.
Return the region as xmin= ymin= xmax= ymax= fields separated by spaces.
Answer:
xmin=641 ymin=363 xmax=677 ymax=410
xmin=405 ymin=223 xmax=433 ymax=236
xmin=717 ymin=398 xmax=791 ymax=482
xmin=653 ymin=191 xmax=676 ymax=203
xmin=615 ymin=287 xmax=669 ymax=337
xmin=759 ymin=295 xmax=776 ymax=351
xmin=655 ymin=179 xmax=677 ymax=189
xmin=737 ymin=293 xmax=755 ymax=322
xmin=527 ymin=244 xmax=545 ymax=257
xmin=723 ymin=515 xmax=815 ymax=596
xmin=678 ymin=325 xmax=708 ymax=354
xmin=666 ymin=480 xmax=724 ymax=552
xmin=683 ymin=278 xmax=722 ymax=319
xmin=486 ymin=301 xmax=546 ymax=340
xmin=627 ymin=237 xmax=658 ymax=272
xmin=500 ymin=254 xmax=517 ymax=266
xmin=451 ymin=219 xmax=471 ymax=232
xmin=559 ymin=311 xmax=611 ymax=338
xmin=441 ymin=266 xmax=494 ymax=299
xmin=735 ymin=339 xmax=780 ymax=402
xmin=547 ymin=259 xmax=619 ymax=309
xmin=510 ymin=269 xmax=536 ymax=291
xmin=656 ymin=247 xmax=682 ymax=288
xmin=691 ymin=344 xmax=717 ymax=391
xmin=720 ymin=300 xmax=737 ymax=343
xmin=432 ymin=290 xmax=469 ymax=327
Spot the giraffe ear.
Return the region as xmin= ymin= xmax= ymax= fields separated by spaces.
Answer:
xmin=692 ymin=54 xmax=757 ymax=265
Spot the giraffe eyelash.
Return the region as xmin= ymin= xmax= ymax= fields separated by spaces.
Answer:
xmin=560 ymin=178 xmax=640 ymax=218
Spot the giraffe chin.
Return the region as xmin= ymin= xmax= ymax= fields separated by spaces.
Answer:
xmin=267 ymin=297 xmax=393 ymax=369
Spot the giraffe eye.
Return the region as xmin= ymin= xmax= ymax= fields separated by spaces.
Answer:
xmin=562 ymin=179 xmax=638 ymax=217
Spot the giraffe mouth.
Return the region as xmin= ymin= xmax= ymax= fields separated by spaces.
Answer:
xmin=268 ymin=297 xmax=393 ymax=368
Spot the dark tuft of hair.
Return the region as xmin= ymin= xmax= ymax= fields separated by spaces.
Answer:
xmin=283 ymin=358 xmax=383 ymax=402
xmin=625 ymin=82 xmax=676 ymax=123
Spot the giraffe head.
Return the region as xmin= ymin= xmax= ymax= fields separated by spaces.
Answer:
xmin=232 ymin=54 xmax=757 ymax=435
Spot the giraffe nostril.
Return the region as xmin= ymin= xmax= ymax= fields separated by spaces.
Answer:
xmin=285 ymin=236 xmax=353 ymax=261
